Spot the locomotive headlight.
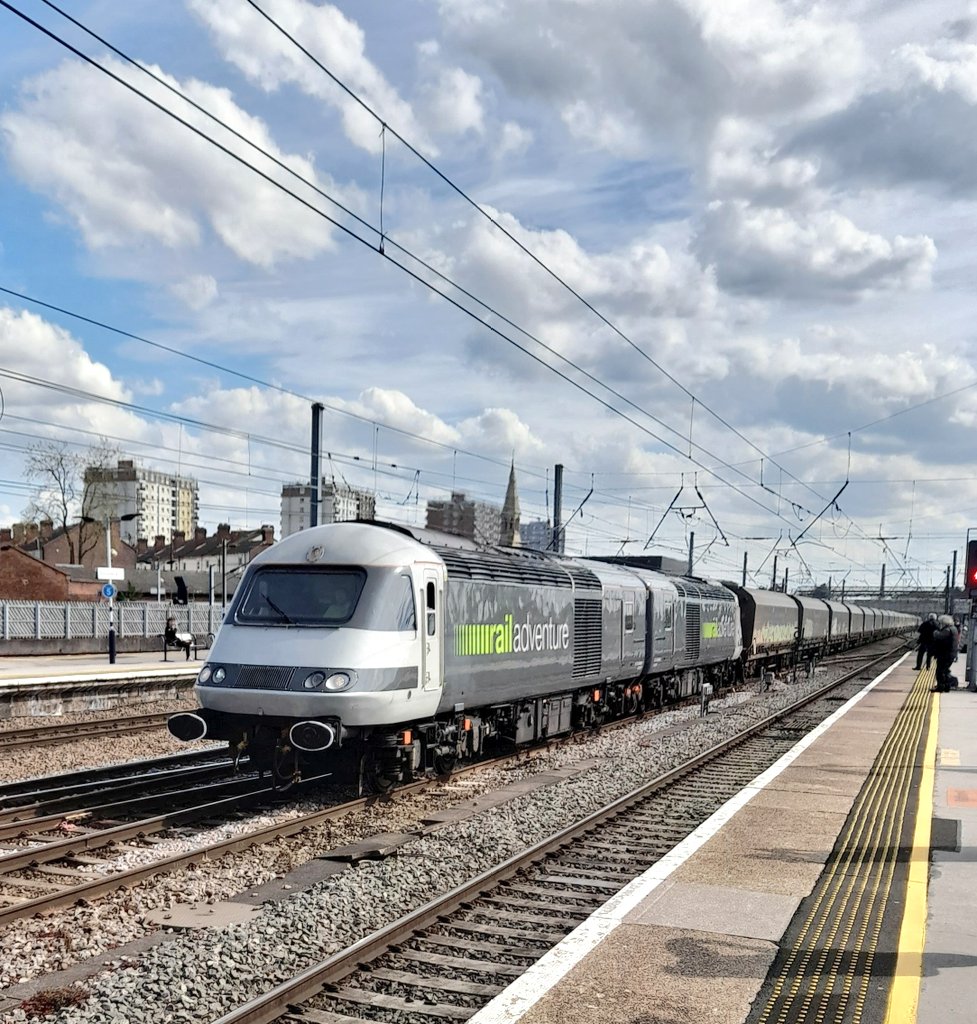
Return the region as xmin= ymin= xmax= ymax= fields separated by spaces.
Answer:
xmin=212 ymin=667 xmax=226 ymax=684
xmin=303 ymin=671 xmax=326 ymax=690
xmin=197 ymin=666 xmax=212 ymax=684
xmin=324 ymin=671 xmax=352 ymax=691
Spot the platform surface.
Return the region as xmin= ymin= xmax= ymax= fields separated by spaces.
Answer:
xmin=0 ymin=650 xmax=203 ymax=686
xmin=469 ymin=655 xmax=975 ymax=1024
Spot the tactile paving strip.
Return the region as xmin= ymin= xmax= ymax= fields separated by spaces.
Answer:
xmin=747 ymin=666 xmax=933 ymax=1024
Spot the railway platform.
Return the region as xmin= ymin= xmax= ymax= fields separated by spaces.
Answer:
xmin=468 ymin=653 xmax=975 ymax=1024
xmin=0 ymin=651 xmax=203 ymax=720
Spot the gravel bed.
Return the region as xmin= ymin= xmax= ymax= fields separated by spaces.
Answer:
xmin=1 ymin=654 xmax=898 ymax=1022
xmin=0 ymin=698 xmax=201 ymax=784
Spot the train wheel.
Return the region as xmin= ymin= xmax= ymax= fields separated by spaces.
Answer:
xmin=433 ymin=750 xmax=457 ymax=777
xmin=359 ymin=750 xmax=398 ymax=796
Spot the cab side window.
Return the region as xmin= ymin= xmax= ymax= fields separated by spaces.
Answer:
xmin=396 ymin=575 xmax=416 ymax=631
xmin=624 ymin=601 xmax=635 ymax=633
xmin=426 ymin=581 xmax=436 ymax=637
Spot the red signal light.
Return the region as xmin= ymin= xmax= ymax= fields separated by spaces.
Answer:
xmin=967 ymin=540 xmax=977 ymax=593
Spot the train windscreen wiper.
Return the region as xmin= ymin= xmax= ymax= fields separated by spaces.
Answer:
xmin=263 ymin=593 xmax=294 ymax=623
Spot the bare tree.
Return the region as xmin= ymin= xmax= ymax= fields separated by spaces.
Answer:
xmin=23 ymin=440 xmax=121 ymax=564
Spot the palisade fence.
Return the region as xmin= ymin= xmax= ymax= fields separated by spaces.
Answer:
xmin=0 ymin=601 xmax=225 ymax=642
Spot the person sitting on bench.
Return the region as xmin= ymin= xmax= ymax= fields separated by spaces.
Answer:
xmin=164 ymin=617 xmax=193 ymax=660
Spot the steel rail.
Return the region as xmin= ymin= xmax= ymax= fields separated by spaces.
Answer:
xmin=0 ymin=760 xmax=250 ymax=825
xmin=0 ymin=712 xmax=173 ymax=749
xmin=0 ymin=772 xmax=271 ymax=853
xmin=0 ymin=750 xmax=515 ymax=927
xmin=0 ymin=747 xmax=227 ymax=802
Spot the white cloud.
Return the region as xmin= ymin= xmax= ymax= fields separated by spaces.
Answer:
xmin=694 ymin=200 xmax=936 ymax=300
xmin=130 ymin=378 xmax=166 ymax=397
xmin=444 ymin=206 xmax=717 ymax=325
xmin=688 ymin=0 xmax=864 ymax=117
xmin=1 ymin=58 xmax=341 ymax=266
xmin=428 ymin=66 xmax=485 ymax=135
xmin=188 ymin=0 xmax=433 ymax=154
xmin=170 ymin=275 xmax=218 ymax=310
xmin=438 ymin=0 xmax=865 ymax=156
xmin=344 ymin=387 xmax=461 ymax=446
xmin=416 ymin=41 xmax=486 ymax=137
xmin=456 ymin=407 xmax=547 ymax=458
xmin=896 ymin=39 xmax=977 ymax=102
xmin=790 ymin=27 xmax=977 ymax=195
xmin=497 ymin=120 xmax=533 ymax=158
xmin=733 ymin=334 xmax=943 ymax=399
xmin=0 ymin=307 xmax=145 ymax=436
xmin=706 ymin=118 xmax=819 ymax=205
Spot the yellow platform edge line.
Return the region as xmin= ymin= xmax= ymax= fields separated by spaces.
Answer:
xmin=883 ymin=691 xmax=939 ymax=1024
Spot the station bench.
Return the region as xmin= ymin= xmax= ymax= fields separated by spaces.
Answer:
xmin=162 ymin=633 xmax=199 ymax=661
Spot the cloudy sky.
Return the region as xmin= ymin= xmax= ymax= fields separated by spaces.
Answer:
xmin=0 ymin=0 xmax=974 ymax=593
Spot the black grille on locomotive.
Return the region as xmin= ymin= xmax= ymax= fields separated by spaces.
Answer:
xmin=434 ymin=546 xmax=573 ymax=588
xmin=563 ymin=563 xmax=602 ymax=593
xmin=573 ymin=598 xmax=602 ymax=677
xmin=685 ymin=603 xmax=701 ymax=661
xmin=233 ymin=666 xmax=296 ymax=690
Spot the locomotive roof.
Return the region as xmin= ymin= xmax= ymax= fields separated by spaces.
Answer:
xmin=250 ymin=521 xmax=436 ymax=568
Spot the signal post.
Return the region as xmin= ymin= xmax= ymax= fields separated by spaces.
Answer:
xmin=967 ymin=537 xmax=977 ymax=690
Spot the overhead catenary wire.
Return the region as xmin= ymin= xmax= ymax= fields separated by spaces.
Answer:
xmin=0 ymin=285 xmax=533 ymax=480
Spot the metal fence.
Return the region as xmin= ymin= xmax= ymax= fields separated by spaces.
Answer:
xmin=0 ymin=601 xmax=225 ymax=641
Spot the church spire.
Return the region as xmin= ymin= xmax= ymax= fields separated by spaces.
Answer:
xmin=500 ymin=460 xmax=521 ymax=547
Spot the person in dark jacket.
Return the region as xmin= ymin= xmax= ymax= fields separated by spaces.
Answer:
xmin=165 ymin=617 xmax=193 ymax=660
xmin=915 ymin=613 xmax=938 ymax=671
xmin=931 ymin=615 xmax=959 ymax=693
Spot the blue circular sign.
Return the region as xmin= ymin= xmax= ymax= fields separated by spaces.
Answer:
xmin=101 ymin=583 xmax=117 ymax=600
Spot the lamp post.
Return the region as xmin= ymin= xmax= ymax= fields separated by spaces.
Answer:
xmin=82 ymin=512 xmax=137 ymax=664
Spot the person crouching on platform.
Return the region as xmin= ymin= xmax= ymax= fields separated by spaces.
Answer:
xmin=931 ymin=615 xmax=959 ymax=693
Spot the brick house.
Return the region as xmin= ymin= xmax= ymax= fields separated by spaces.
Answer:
xmin=8 ymin=521 xmax=137 ymax=574
xmin=135 ymin=524 xmax=275 ymax=573
xmin=0 ymin=545 xmax=102 ymax=601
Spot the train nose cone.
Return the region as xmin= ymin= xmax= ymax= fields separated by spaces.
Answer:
xmin=168 ymin=712 xmax=209 ymax=742
xmin=289 ymin=720 xmax=337 ymax=752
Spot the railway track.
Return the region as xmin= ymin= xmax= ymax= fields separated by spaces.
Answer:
xmin=0 ymin=711 xmax=174 ymax=749
xmin=0 ymin=671 xmax=718 ymax=927
xmin=209 ymin=647 xmax=906 ymax=1024
xmin=0 ymin=642 xmax=903 ymax=935
xmin=0 ymin=771 xmax=291 ymax=923
xmin=0 ymin=761 xmax=259 ymax=827
xmin=0 ymin=746 xmax=230 ymax=806
xmin=0 ymin=697 xmax=693 ymax=926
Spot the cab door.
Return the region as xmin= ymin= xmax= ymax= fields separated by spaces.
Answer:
xmin=420 ymin=567 xmax=443 ymax=692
